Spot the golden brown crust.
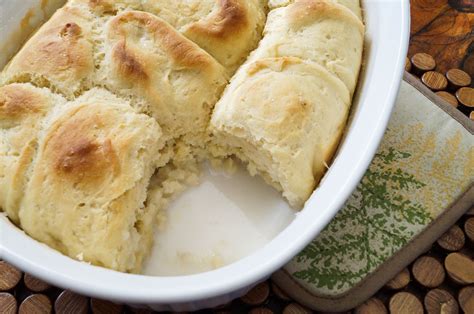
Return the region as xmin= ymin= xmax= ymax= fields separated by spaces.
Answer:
xmin=53 ymin=134 xmax=118 ymax=181
xmin=186 ymin=0 xmax=249 ymax=39
xmin=0 ymin=85 xmax=46 ymax=119
xmin=44 ymin=105 xmax=123 ymax=188
xmin=109 ymin=11 xmax=214 ymax=71
xmin=88 ymin=0 xmax=114 ymax=12
xmin=112 ymin=41 xmax=150 ymax=82
xmin=182 ymin=0 xmax=266 ymax=71
xmin=1 ymin=6 xmax=94 ymax=97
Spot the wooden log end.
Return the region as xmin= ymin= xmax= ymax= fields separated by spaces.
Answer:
xmin=385 ymin=268 xmax=411 ymax=290
xmin=241 ymin=282 xmax=270 ymax=306
xmin=412 ymin=256 xmax=445 ymax=288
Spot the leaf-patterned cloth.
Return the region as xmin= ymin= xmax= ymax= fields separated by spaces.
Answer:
xmin=284 ymin=80 xmax=474 ymax=296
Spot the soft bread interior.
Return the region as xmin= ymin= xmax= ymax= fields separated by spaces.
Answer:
xmin=210 ymin=58 xmax=351 ymax=208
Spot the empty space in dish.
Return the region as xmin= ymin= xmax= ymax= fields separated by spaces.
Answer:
xmin=145 ymin=163 xmax=295 ymax=276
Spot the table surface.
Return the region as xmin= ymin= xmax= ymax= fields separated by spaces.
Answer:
xmin=409 ymin=0 xmax=473 ymax=77
xmin=0 ymin=1 xmax=473 ymax=314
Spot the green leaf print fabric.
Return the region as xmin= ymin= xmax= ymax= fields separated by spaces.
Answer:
xmin=284 ymin=80 xmax=474 ymax=296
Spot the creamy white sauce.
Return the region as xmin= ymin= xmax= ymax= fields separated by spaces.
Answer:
xmin=144 ymin=164 xmax=296 ymax=276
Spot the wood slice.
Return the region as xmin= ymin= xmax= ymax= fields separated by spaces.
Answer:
xmin=458 ymin=285 xmax=474 ymax=314
xmin=464 ymin=217 xmax=474 ymax=242
xmin=55 ymin=290 xmax=88 ymax=314
xmin=445 ymin=253 xmax=474 ymax=285
xmin=128 ymin=307 xmax=154 ymax=314
xmin=90 ymin=298 xmax=123 ymax=314
xmin=422 ymin=71 xmax=448 ymax=91
xmin=456 ymin=87 xmax=474 ymax=108
xmin=0 ymin=293 xmax=17 ymax=314
xmin=411 ymin=53 xmax=436 ymax=74
xmin=435 ymin=91 xmax=459 ymax=108
xmin=19 ymin=294 xmax=52 ymax=314
xmin=412 ymin=256 xmax=445 ymax=288
xmin=249 ymin=307 xmax=274 ymax=314
xmin=437 ymin=225 xmax=465 ymax=251
xmin=282 ymin=303 xmax=312 ymax=314
xmin=271 ymin=282 xmax=291 ymax=301
xmin=389 ymin=292 xmax=423 ymax=314
xmin=23 ymin=274 xmax=51 ymax=293
xmin=446 ymin=68 xmax=471 ymax=90
xmin=470 ymin=111 xmax=474 ymax=121
xmin=354 ymin=297 xmax=387 ymax=314
xmin=241 ymin=282 xmax=270 ymax=306
xmin=424 ymin=289 xmax=459 ymax=314
xmin=467 ymin=206 xmax=474 ymax=216
xmin=405 ymin=57 xmax=412 ymax=72
xmin=214 ymin=301 xmax=232 ymax=311
xmin=385 ymin=268 xmax=410 ymax=290
xmin=0 ymin=261 xmax=22 ymax=291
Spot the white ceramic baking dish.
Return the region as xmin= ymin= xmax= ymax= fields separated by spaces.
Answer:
xmin=0 ymin=0 xmax=410 ymax=311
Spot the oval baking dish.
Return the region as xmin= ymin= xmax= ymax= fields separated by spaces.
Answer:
xmin=0 ymin=0 xmax=410 ymax=311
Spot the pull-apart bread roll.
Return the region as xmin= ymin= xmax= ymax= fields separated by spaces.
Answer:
xmin=210 ymin=0 xmax=364 ymax=208
xmin=268 ymin=0 xmax=362 ymax=20
xmin=100 ymin=11 xmax=228 ymax=145
xmin=1 ymin=1 xmax=230 ymax=146
xmin=0 ymin=6 xmax=95 ymax=98
xmin=250 ymin=0 xmax=364 ymax=92
xmin=0 ymin=84 xmax=65 ymax=224
xmin=81 ymin=0 xmax=267 ymax=72
xmin=19 ymin=89 xmax=167 ymax=273
xmin=210 ymin=58 xmax=351 ymax=208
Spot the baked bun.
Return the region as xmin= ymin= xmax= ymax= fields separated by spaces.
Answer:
xmin=78 ymin=0 xmax=267 ymax=72
xmin=0 ymin=84 xmax=65 ymax=223
xmin=210 ymin=0 xmax=364 ymax=208
xmin=101 ymin=10 xmax=228 ymax=145
xmin=249 ymin=0 xmax=364 ymax=92
xmin=210 ymin=57 xmax=350 ymax=208
xmin=19 ymin=89 xmax=167 ymax=272
xmin=1 ymin=6 xmax=95 ymax=98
